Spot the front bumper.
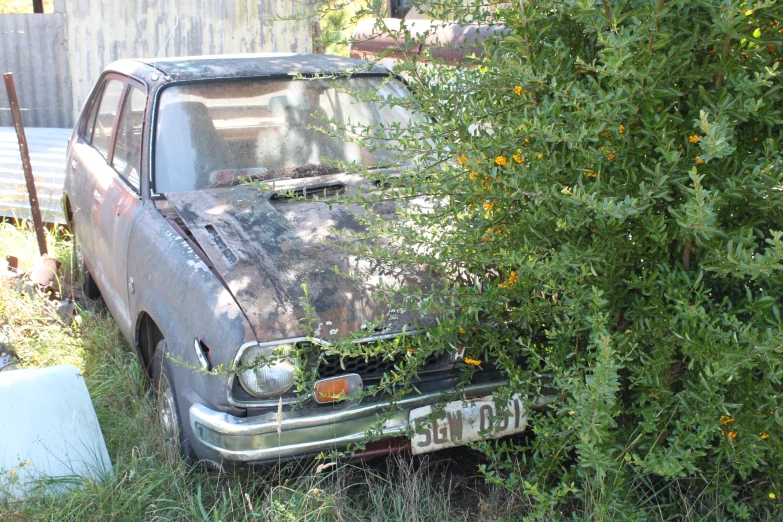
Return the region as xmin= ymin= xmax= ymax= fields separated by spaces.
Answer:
xmin=190 ymin=381 xmax=527 ymax=462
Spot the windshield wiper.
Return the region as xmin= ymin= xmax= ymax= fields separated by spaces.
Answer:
xmin=209 ymin=164 xmax=343 ymax=188
xmin=259 ymin=164 xmax=343 ymax=180
xmin=209 ymin=164 xmax=400 ymax=189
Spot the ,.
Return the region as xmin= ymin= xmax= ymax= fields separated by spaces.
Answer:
xmin=63 ymin=53 xmax=542 ymax=466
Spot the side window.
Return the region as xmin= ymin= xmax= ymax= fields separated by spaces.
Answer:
xmin=90 ymin=79 xmax=125 ymax=160
xmin=112 ymin=86 xmax=146 ymax=192
xmin=81 ymin=83 xmax=104 ymax=140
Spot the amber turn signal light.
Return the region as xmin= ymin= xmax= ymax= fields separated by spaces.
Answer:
xmin=313 ymin=374 xmax=363 ymax=404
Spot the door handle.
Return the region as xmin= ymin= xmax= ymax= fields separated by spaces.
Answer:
xmin=93 ymin=190 xmax=103 ymax=204
xmin=71 ymin=159 xmax=78 ymax=171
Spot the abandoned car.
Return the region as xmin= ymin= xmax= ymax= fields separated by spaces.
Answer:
xmin=62 ymin=53 xmax=528 ymax=465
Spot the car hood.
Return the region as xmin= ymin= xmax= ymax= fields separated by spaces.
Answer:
xmin=166 ymin=174 xmax=435 ymax=342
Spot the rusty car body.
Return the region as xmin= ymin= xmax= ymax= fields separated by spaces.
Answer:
xmin=62 ymin=53 xmax=521 ymax=466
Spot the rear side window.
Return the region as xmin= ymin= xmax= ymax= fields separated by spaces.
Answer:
xmin=112 ymin=86 xmax=145 ymax=192
xmin=81 ymin=84 xmax=103 ymax=139
xmin=90 ymin=79 xmax=125 ymax=160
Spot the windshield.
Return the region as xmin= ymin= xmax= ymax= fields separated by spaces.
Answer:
xmin=153 ymin=76 xmax=420 ymax=193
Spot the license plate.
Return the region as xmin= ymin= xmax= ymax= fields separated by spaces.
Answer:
xmin=409 ymin=394 xmax=526 ymax=455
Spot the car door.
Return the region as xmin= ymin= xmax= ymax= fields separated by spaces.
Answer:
xmin=94 ymin=82 xmax=148 ymax=337
xmin=72 ymin=75 xmax=147 ymax=336
xmin=69 ymin=76 xmax=125 ymax=290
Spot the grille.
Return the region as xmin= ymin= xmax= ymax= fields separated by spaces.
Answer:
xmin=317 ymin=350 xmax=446 ymax=381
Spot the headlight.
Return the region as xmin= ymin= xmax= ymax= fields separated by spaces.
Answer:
xmin=237 ymin=343 xmax=298 ymax=398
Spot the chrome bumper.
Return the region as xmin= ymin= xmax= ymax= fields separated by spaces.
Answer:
xmin=190 ymin=381 xmax=512 ymax=462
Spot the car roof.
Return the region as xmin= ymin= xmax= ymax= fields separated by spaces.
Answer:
xmin=105 ymin=53 xmax=389 ymax=84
